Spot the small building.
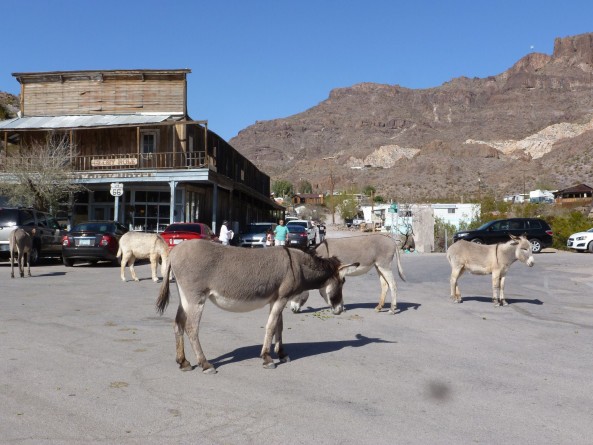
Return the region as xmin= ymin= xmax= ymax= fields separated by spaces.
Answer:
xmin=0 ymin=69 xmax=283 ymax=232
xmin=553 ymin=183 xmax=593 ymax=207
xmin=292 ymin=193 xmax=324 ymax=206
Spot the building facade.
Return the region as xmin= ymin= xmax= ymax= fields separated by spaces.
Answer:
xmin=0 ymin=69 xmax=282 ymax=233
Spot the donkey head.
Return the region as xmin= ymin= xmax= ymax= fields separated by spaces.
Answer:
xmin=323 ymin=261 xmax=360 ymax=315
xmin=510 ymin=234 xmax=534 ymax=267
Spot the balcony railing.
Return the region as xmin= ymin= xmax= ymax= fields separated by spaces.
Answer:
xmin=71 ymin=151 xmax=208 ymax=171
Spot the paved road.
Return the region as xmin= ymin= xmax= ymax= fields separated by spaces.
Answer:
xmin=1 ymin=236 xmax=592 ymax=444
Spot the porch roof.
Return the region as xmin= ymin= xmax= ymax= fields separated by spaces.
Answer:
xmin=0 ymin=113 xmax=183 ymax=131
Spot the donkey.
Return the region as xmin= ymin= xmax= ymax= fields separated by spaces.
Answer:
xmin=156 ymin=239 xmax=359 ymax=373
xmin=117 ymin=231 xmax=169 ymax=282
xmin=9 ymin=228 xmax=34 ymax=278
xmin=290 ymin=234 xmax=406 ymax=314
xmin=446 ymin=235 xmax=534 ymax=306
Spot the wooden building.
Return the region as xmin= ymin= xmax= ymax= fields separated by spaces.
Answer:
xmin=0 ymin=69 xmax=283 ymax=232
xmin=553 ymin=183 xmax=593 ymax=207
xmin=292 ymin=193 xmax=325 ymax=206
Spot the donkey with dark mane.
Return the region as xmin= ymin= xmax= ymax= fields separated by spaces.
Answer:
xmin=156 ymin=240 xmax=358 ymax=373
xmin=291 ymin=234 xmax=406 ymax=314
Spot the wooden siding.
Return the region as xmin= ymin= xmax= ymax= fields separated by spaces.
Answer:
xmin=22 ymin=78 xmax=186 ymax=116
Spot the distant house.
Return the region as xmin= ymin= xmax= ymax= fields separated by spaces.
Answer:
xmin=553 ymin=184 xmax=593 ymax=206
xmin=0 ymin=69 xmax=283 ymax=231
xmin=292 ymin=193 xmax=324 ymax=206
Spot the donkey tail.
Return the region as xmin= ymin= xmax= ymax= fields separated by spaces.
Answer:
xmin=156 ymin=262 xmax=172 ymax=314
xmin=394 ymin=240 xmax=406 ymax=282
xmin=116 ymin=246 xmax=122 ymax=258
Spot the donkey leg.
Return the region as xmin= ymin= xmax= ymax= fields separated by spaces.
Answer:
xmin=500 ymin=275 xmax=508 ymax=306
xmin=289 ymin=290 xmax=309 ymax=313
xmin=120 ymin=254 xmax=128 ymax=281
xmin=150 ymin=253 xmax=160 ymax=282
xmin=26 ymin=252 xmax=31 ymax=277
xmin=376 ymin=265 xmax=399 ymax=313
xmin=128 ymin=255 xmax=140 ymax=282
xmin=450 ymin=267 xmax=463 ymax=303
xmin=179 ymin=291 xmax=215 ymax=374
xmin=174 ymin=305 xmax=193 ymax=371
xmin=19 ymin=253 xmax=25 ymax=278
xmin=492 ymin=273 xmax=502 ymax=306
xmin=261 ymin=298 xmax=286 ymax=369
xmin=10 ymin=250 xmax=15 ymax=278
xmin=273 ymin=310 xmax=290 ymax=363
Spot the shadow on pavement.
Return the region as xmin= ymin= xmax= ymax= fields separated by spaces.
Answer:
xmin=211 ymin=333 xmax=395 ymax=369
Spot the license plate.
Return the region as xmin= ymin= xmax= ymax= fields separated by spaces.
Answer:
xmin=173 ymin=239 xmax=184 ymax=245
xmin=78 ymin=239 xmax=92 ymax=246
xmin=291 ymin=240 xmax=299 ymax=244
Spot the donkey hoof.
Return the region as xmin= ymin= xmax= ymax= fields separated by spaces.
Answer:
xmin=502 ymin=301 xmax=508 ymax=306
xmin=279 ymin=355 xmax=291 ymax=364
xmin=263 ymin=362 xmax=276 ymax=369
xmin=202 ymin=367 xmax=217 ymax=374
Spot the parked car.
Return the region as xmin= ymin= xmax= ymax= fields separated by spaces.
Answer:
xmin=160 ymin=222 xmax=219 ymax=248
xmin=238 ymin=222 xmax=277 ymax=248
xmin=286 ymin=224 xmax=309 ymax=249
xmin=0 ymin=207 xmax=66 ymax=265
xmin=286 ymin=219 xmax=315 ymax=246
xmin=452 ymin=217 xmax=553 ymax=253
xmin=61 ymin=220 xmax=128 ymax=266
xmin=567 ymin=228 xmax=593 ymax=252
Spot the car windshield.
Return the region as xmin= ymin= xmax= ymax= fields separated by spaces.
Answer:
xmin=73 ymin=223 xmax=114 ymax=233
xmin=587 ymin=228 xmax=593 ymax=233
xmin=244 ymin=224 xmax=273 ymax=234
xmin=287 ymin=222 xmax=307 ymax=228
xmin=476 ymin=221 xmax=495 ymax=230
xmin=164 ymin=223 xmax=201 ymax=234
xmin=289 ymin=225 xmax=307 ymax=233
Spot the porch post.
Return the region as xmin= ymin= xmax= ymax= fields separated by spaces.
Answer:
xmin=212 ymin=183 xmax=218 ymax=233
xmin=169 ymin=180 xmax=178 ymax=224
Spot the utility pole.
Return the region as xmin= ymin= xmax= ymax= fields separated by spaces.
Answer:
xmin=323 ymin=156 xmax=337 ymax=224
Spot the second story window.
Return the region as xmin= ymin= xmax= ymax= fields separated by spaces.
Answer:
xmin=141 ymin=130 xmax=158 ymax=154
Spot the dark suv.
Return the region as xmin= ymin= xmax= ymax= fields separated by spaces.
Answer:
xmin=452 ymin=218 xmax=553 ymax=253
xmin=0 ymin=207 xmax=66 ymax=264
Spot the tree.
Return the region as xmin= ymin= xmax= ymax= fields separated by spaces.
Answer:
xmin=297 ymin=179 xmax=312 ymax=194
xmin=362 ymin=185 xmax=376 ymax=196
xmin=271 ymin=179 xmax=294 ymax=198
xmin=0 ymin=134 xmax=85 ymax=212
xmin=336 ymin=192 xmax=359 ymax=221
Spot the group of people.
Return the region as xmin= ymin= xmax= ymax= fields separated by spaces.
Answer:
xmin=219 ymin=219 xmax=326 ymax=247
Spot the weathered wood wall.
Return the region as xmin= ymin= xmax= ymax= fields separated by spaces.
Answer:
xmin=22 ymin=78 xmax=185 ymax=116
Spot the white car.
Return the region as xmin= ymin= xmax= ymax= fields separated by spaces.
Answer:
xmin=567 ymin=228 xmax=593 ymax=252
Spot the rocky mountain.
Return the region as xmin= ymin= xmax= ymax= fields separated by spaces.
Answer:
xmin=230 ymin=33 xmax=593 ymax=201
xmin=0 ymin=92 xmax=19 ymax=120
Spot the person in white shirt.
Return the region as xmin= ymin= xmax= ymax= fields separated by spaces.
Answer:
xmin=220 ymin=221 xmax=232 ymax=246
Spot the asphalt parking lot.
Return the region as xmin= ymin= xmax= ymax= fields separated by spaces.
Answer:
xmin=1 ymin=235 xmax=592 ymax=444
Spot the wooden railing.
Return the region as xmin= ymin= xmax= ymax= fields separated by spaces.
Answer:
xmin=71 ymin=151 xmax=208 ymax=171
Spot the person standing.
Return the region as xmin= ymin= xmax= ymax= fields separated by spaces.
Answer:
xmin=220 ymin=221 xmax=231 ymax=246
xmin=274 ymin=219 xmax=289 ymax=246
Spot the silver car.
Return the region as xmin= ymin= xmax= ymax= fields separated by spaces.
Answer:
xmin=239 ymin=222 xmax=277 ymax=248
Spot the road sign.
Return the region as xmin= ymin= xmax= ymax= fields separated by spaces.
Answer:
xmin=110 ymin=182 xmax=124 ymax=197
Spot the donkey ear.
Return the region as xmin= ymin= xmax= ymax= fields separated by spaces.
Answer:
xmin=509 ymin=234 xmax=518 ymax=240
xmin=339 ymin=262 xmax=360 ymax=277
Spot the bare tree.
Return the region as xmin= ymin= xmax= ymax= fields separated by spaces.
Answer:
xmin=0 ymin=134 xmax=85 ymax=212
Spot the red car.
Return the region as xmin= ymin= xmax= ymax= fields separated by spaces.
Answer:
xmin=160 ymin=222 xmax=219 ymax=248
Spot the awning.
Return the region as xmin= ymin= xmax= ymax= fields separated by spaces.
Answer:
xmin=0 ymin=114 xmax=183 ymax=130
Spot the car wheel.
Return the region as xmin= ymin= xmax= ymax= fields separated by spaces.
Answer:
xmin=62 ymin=256 xmax=74 ymax=267
xmin=470 ymin=238 xmax=483 ymax=244
xmin=29 ymin=246 xmax=40 ymax=266
xmin=588 ymin=241 xmax=593 ymax=253
xmin=529 ymin=238 xmax=542 ymax=254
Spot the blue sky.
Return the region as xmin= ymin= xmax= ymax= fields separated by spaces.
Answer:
xmin=2 ymin=1 xmax=593 ymax=141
